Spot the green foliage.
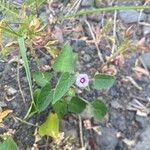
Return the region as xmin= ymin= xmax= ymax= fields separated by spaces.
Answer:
xmin=94 ymin=74 xmax=116 ymax=90
xmin=38 ymin=113 xmax=60 ymax=139
xmin=90 ymin=100 xmax=107 ymax=121
xmin=33 ymin=71 xmax=52 ymax=87
xmin=53 ymin=44 xmax=77 ymax=73
xmin=68 ymin=97 xmax=86 ymax=114
xmin=53 ymin=73 xmax=75 ymax=104
xmin=0 ymin=137 xmax=19 ymax=150
xmin=18 ymin=36 xmax=34 ymax=119
xmin=53 ymin=100 xmax=68 ymax=119
xmin=36 ymin=84 xmax=53 ymax=113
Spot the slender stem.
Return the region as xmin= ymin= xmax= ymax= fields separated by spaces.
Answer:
xmin=60 ymin=5 xmax=150 ymax=20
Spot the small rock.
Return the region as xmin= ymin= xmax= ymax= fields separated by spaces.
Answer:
xmin=6 ymin=87 xmax=17 ymax=96
xmin=82 ymin=54 xmax=91 ymax=62
xmin=81 ymin=0 xmax=93 ymax=7
xmin=116 ymin=0 xmax=143 ymax=6
xmin=39 ymin=57 xmax=48 ymax=65
xmin=119 ymin=10 xmax=146 ymax=23
xmin=134 ymin=127 xmax=150 ymax=150
xmin=87 ymin=13 xmax=102 ymax=22
xmin=141 ymin=53 xmax=150 ymax=69
xmin=143 ymin=26 xmax=150 ymax=35
xmin=96 ymin=127 xmax=118 ymax=150
xmin=110 ymin=101 xmax=123 ymax=109
xmin=136 ymin=116 xmax=150 ymax=129
xmin=110 ymin=111 xmax=126 ymax=131
xmin=65 ymin=128 xmax=78 ymax=138
xmin=0 ymin=101 xmax=7 ymax=107
xmin=11 ymin=101 xmax=19 ymax=109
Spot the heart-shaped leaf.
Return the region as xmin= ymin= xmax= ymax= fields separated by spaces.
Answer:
xmin=68 ymin=97 xmax=86 ymax=114
xmin=90 ymin=100 xmax=107 ymax=121
xmin=94 ymin=74 xmax=116 ymax=90
xmin=38 ymin=113 xmax=60 ymax=139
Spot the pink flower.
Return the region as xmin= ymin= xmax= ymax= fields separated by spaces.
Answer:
xmin=76 ymin=74 xmax=89 ymax=88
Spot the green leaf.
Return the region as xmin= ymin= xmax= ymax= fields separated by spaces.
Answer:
xmin=18 ymin=37 xmax=33 ymax=99
xmin=38 ymin=113 xmax=60 ymax=139
xmin=53 ymin=100 xmax=68 ymax=119
xmin=18 ymin=36 xmax=34 ymax=119
xmin=68 ymin=97 xmax=86 ymax=114
xmin=36 ymin=84 xmax=53 ymax=112
xmin=0 ymin=137 xmax=19 ymax=150
xmin=52 ymin=73 xmax=75 ymax=104
xmin=90 ymin=100 xmax=107 ymax=121
xmin=94 ymin=74 xmax=116 ymax=90
xmin=33 ymin=71 xmax=52 ymax=87
xmin=33 ymin=89 xmax=41 ymax=102
xmin=53 ymin=44 xmax=77 ymax=73
xmin=25 ymin=89 xmax=41 ymax=119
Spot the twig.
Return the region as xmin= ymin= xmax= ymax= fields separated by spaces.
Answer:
xmin=45 ymin=136 xmax=49 ymax=150
xmin=125 ymin=76 xmax=142 ymax=90
xmin=84 ymin=20 xmax=104 ymax=63
xmin=130 ymin=94 xmax=148 ymax=102
xmin=138 ymin=0 xmax=150 ymax=24
xmin=13 ymin=116 xmax=38 ymax=127
xmin=138 ymin=22 xmax=150 ymax=26
xmin=78 ymin=115 xmax=84 ymax=148
xmin=112 ymin=10 xmax=117 ymax=54
xmin=17 ymin=62 xmax=26 ymax=103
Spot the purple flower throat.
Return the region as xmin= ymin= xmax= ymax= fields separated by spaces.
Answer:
xmin=80 ymin=77 xmax=86 ymax=83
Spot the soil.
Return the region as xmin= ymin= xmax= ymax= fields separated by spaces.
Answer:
xmin=0 ymin=0 xmax=150 ymax=150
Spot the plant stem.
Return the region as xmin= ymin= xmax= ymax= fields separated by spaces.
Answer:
xmin=60 ymin=5 xmax=150 ymax=20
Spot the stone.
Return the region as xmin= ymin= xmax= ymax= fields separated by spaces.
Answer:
xmin=87 ymin=13 xmax=102 ymax=22
xmin=134 ymin=127 xmax=150 ymax=150
xmin=110 ymin=111 xmax=126 ymax=131
xmin=143 ymin=26 xmax=150 ymax=35
xmin=116 ymin=0 xmax=143 ymax=6
xmin=141 ymin=53 xmax=150 ymax=69
xmin=82 ymin=54 xmax=91 ymax=62
xmin=136 ymin=116 xmax=150 ymax=129
xmin=39 ymin=57 xmax=48 ymax=65
xmin=96 ymin=127 xmax=118 ymax=150
xmin=81 ymin=0 xmax=94 ymax=7
xmin=119 ymin=10 xmax=146 ymax=24
xmin=6 ymin=87 xmax=17 ymax=96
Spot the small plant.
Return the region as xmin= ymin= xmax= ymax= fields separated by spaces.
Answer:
xmin=0 ymin=136 xmax=19 ymax=150
xmin=28 ymin=44 xmax=116 ymax=139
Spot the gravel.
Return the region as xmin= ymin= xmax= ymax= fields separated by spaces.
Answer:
xmin=143 ymin=26 xmax=150 ymax=35
xmin=87 ymin=13 xmax=103 ymax=22
xmin=141 ymin=53 xmax=150 ymax=69
xmin=6 ymin=87 xmax=17 ymax=96
xmin=119 ymin=10 xmax=146 ymax=23
xmin=134 ymin=127 xmax=150 ymax=150
xmin=110 ymin=111 xmax=126 ymax=131
xmin=136 ymin=116 xmax=150 ymax=129
xmin=81 ymin=0 xmax=94 ymax=7
xmin=96 ymin=127 xmax=118 ymax=150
